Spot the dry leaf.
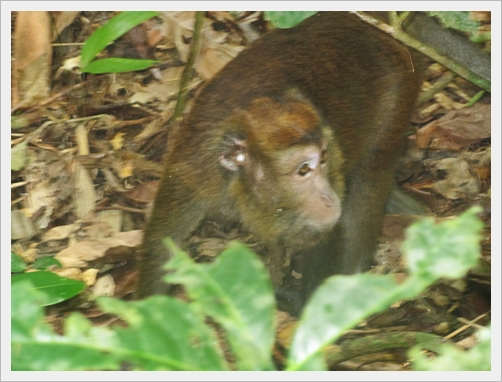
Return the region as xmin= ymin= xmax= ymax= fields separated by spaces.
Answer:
xmin=381 ymin=214 xmax=419 ymax=242
xmin=13 ymin=11 xmax=52 ymax=106
xmin=160 ymin=11 xmax=197 ymax=62
xmin=117 ymin=159 xmax=134 ymax=179
xmin=425 ymin=157 xmax=481 ymax=199
xmin=123 ymin=180 xmax=160 ymax=204
xmin=12 ymin=242 xmax=38 ymax=263
xmin=417 ymin=104 xmax=491 ymax=150
xmin=50 ymin=11 xmax=81 ymax=40
xmin=456 ymin=335 xmax=478 ymax=349
xmin=55 ymin=230 xmax=142 ymax=268
xmin=82 ymin=268 xmax=100 ymax=286
xmin=92 ymin=275 xmax=116 ymax=297
xmin=11 ymin=210 xmax=38 ymax=240
xmin=196 ymin=44 xmax=243 ymax=81
xmin=25 ymin=179 xmax=55 ymax=229
xmin=41 ymin=223 xmax=81 ymax=242
xmin=469 ymin=11 xmax=491 ymax=22
xmin=110 ymin=132 xmax=125 ymax=150
xmin=75 ymin=124 xmax=90 ymax=155
xmin=53 ymin=267 xmax=83 ymax=281
xmin=434 ymin=92 xmax=465 ymax=110
xmin=128 ymin=66 xmax=185 ymax=105
xmin=97 ymin=210 xmax=123 ymax=235
xmin=72 ymin=160 xmax=97 ymax=219
xmin=275 ymin=310 xmax=297 ymax=350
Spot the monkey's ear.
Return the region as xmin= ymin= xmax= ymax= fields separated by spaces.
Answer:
xmin=219 ymin=136 xmax=247 ymax=171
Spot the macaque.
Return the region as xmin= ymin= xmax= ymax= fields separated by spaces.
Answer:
xmin=136 ymin=12 xmax=422 ymax=313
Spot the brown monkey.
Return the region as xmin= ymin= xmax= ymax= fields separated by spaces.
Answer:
xmin=136 ymin=12 xmax=422 ymax=313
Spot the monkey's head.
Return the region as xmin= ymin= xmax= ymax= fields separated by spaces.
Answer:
xmin=219 ymin=91 xmax=345 ymax=250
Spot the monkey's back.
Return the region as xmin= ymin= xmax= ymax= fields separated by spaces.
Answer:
xmin=183 ymin=11 xmax=421 ymax=177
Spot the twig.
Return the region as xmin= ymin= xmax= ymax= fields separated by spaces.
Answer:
xmin=324 ymin=331 xmax=452 ymax=367
xmin=417 ymin=71 xmax=457 ymax=107
xmin=173 ymin=11 xmax=206 ymax=120
xmin=465 ymin=90 xmax=486 ymax=107
xmin=95 ymin=204 xmax=146 ymax=214
xmin=352 ymin=11 xmax=491 ymax=92
xmin=11 ymin=78 xmax=98 ymax=114
xmin=444 ymin=311 xmax=490 ymax=340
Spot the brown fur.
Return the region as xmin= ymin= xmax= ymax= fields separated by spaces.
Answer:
xmin=136 ymin=12 xmax=422 ymax=313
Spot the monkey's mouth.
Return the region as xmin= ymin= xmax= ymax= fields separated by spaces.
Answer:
xmin=278 ymin=216 xmax=337 ymax=250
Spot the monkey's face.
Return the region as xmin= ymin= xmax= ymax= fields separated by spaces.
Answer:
xmin=274 ymin=143 xmax=341 ymax=226
xmin=245 ymin=142 xmax=342 ymax=249
xmin=220 ymin=95 xmax=345 ymax=249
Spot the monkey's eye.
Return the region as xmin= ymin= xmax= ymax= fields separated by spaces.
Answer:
xmin=298 ymin=163 xmax=311 ymax=176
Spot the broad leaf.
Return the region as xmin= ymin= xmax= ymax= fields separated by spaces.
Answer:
xmin=98 ymin=296 xmax=228 ymax=370
xmin=264 ymin=11 xmax=318 ymax=28
xmin=165 ymin=241 xmax=276 ymax=370
xmin=11 ymin=271 xmax=85 ymax=306
xmin=80 ymin=11 xmax=158 ymax=68
xmin=82 ymin=58 xmax=158 ymax=74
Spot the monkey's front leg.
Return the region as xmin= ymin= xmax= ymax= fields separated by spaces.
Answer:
xmin=136 ymin=169 xmax=207 ymax=298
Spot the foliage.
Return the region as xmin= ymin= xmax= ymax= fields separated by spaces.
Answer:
xmin=410 ymin=325 xmax=491 ymax=371
xmin=11 ymin=207 xmax=488 ymax=370
xmin=80 ymin=11 xmax=159 ymax=74
xmin=11 ymin=140 xmax=29 ymax=171
xmin=32 ymin=256 xmax=62 ymax=270
xmin=12 ymin=244 xmax=270 ymax=371
xmin=12 ymin=281 xmax=118 ymax=371
xmin=264 ymin=11 xmax=318 ymax=28
xmin=164 ymin=241 xmax=276 ymax=370
xmin=427 ymin=11 xmax=480 ymax=34
xmin=11 ymin=252 xmax=26 ymax=273
xmin=11 ymin=252 xmax=83 ymax=306
xmin=426 ymin=11 xmax=490 ymax=44
xmin=287 ymin=207 xmax=483 ymax=370
xmin=12 ymin=251 xmax=62 ymax=272
xmin=11 ymin=271 xmax=85 ymax=307
xmin=403 ymin=207 xmax=483 ymax=281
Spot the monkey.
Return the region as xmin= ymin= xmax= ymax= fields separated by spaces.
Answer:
xmin=136 ymin=12 xmax=423 ymax=314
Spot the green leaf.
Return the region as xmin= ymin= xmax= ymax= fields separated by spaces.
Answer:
xmin=80 ymin=11 xmax=158 ymax=68
xmin=410 ymin=326 xmax=491 ymax=370
xmin=264 ymin=11 xmax=317 ymax=28
xmin=287 ymin=274 xmax=405 ymax=370
xmin=11 ymin=281 xmax=51 ymax=342
xmin=12 ymin=209 xmax=486 ymax=371
xmin=11 ymin=252 xmax=26 ymax=273
xmin=13 ymin=328 xmax=122 ymax=371
xmin=32 ymin=256 xmax=62 ymax=270
xmin=164 ymin=241 xmax=276 ymax=370
xmin=11 ymin=271 xmax=86 ymax=306
xmin=287 ymin=207 xmax=484 ymax=370
xmin=11 ymin=140 xmax=29 ymax=171
xmin=12 ymin=281 xmax=123 ymax=371
xmin=12 ymin=280 xmax=227 ymax=370
xmin=81 ymin=58 xmax=159 ymax=74
xmin=98 ymin=296 xmax=228 ymax=370
xmin=469 ymin=31 xmax=491 ymax=44
xmin=427 ymin=11 xmax=480 ymax=34
xmin=403 ymin=207 xmax=483 ymax=282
